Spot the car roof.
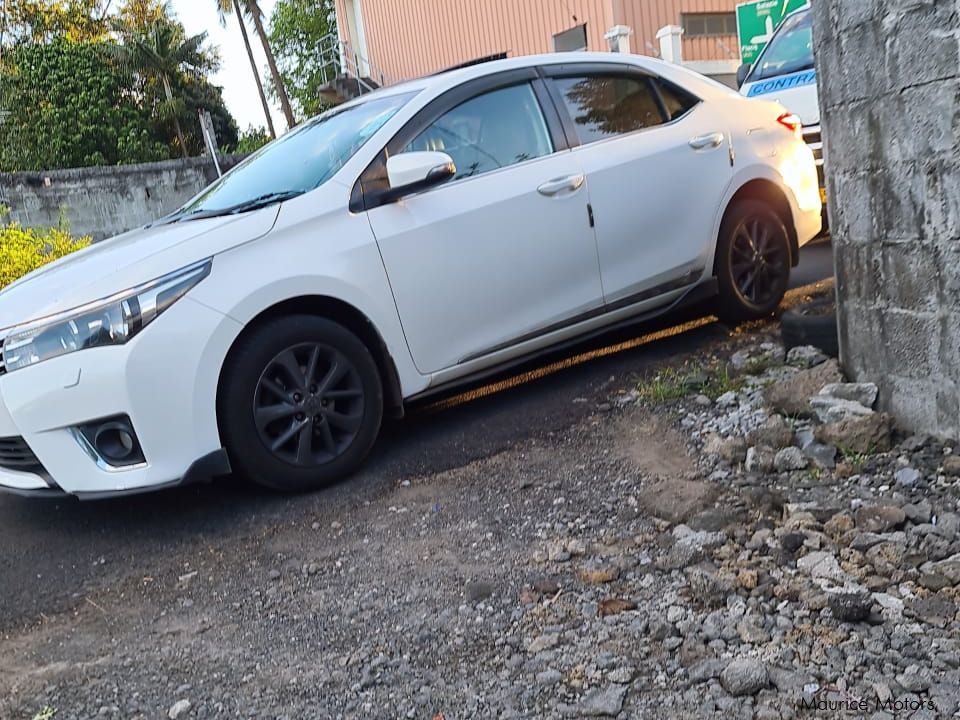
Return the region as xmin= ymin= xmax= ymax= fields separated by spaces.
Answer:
xmin=340 ymin=51 xmax=735 ymax=111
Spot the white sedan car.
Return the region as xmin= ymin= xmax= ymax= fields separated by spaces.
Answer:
xmin=0 ymin=53 xmax=821 ymax=498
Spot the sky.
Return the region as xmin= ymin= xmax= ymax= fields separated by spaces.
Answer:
xmin=168 ymin=0 xmax=286 ymax=134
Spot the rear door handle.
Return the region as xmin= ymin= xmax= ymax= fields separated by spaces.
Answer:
xmin=537 ymin=174 xmax=585 ymax=197
xmin=689 ymin=132 xmax=725 ymax=150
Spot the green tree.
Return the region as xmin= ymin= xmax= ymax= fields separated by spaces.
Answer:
xmin=0 ymin=39 xmax=166 ymax=170
xmin=111 ymin=18 xmax=208 ymax=158
xmin=215 ymin=0 xmax=275 ymax=138
xmin=268 ymin=0 xmax=336 ymax=119
xmin=218 ymin=0 xmax=295 ymax=129
xmin=1 ymin=0 xmax=110 ymax=44
xmin=178 ymin=72 xmax=239 ymax=153
xmin=232 ymin=125 xmax=271 ymax=154
xmin=114 ymin=0 xmax=238 ymax=157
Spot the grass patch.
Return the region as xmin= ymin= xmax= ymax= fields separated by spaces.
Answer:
xmin=638 ymin=360 xmax=745 ymax=404
xmin=839 ymin=446 xmax=874 ymax=472
xmin=32 ymin=708 xmax=56 ymax=720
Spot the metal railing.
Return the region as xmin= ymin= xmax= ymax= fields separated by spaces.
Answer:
xmin=316 ymin=32 xmax=395 ymax=98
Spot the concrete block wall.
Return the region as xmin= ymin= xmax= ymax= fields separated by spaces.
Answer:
xmin=0 ymin=155 xmax=247 ymax=242
xmin=812 ymin=0 xmax=960 ymax=437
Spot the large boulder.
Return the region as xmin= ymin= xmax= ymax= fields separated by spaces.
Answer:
xmin=816 ymin=412 xmax=893 ymax=454
xmin=764 ymin=360 xmax=844 ymax=416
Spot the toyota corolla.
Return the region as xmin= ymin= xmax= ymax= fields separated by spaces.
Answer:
xmin=0 ymin=53 xmax=821 ymax=498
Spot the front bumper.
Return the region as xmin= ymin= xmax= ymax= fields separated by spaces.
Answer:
xmin=0 ymin=296 xmax=243 ymax=497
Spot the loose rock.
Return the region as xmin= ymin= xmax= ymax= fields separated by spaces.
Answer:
xmin=827 ymin=589 xmax=872 ymax=622
xmin=719 ymin=658 xmax=769 ymax=696
xmin=168 ymin=700 xmax=191 ymax=720
xmin=773 ymin=446 xmax=808 ymax=471
xmin=816 ymin=412 xmax=893 ymax=454
xmin=854 ymin=505 xmax=906 ymax=533
xmin=765 ymin=360 xmax=843 ymax=416
xmin=818 ymin=382 xmax=879 ymax=408
xmin=578 ymin=685 xmax=627 ymax=716
xmin=786 ymin=345 xmax=828 ymax=368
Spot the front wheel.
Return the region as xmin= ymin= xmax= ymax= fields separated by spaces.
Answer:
xmin=219 ymin=315 xmax=383 ymax=492
xmin=715 ymin=199 xmax=791 ymax=323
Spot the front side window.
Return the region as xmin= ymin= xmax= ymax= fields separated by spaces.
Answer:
xmin=404 ymin=83 xmax=553 ymax=181
xmin=552 ymin=74 xmax=665 ymax=145
xmin=747 ymin=10 xmax=814 ymax=82
xmin=180 ymin=92 xmax=414 ymax=218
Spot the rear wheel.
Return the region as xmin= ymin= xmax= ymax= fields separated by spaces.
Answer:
xmin=715 ymin=199 xmax=791 ymax=323
xmin=219 ymin=315 xmax=383 ymax=492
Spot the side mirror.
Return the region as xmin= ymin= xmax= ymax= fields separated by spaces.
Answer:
xmin=736 ymin=63 xmax=752 ymax=89
xmin=383 ymin=151 xmax=456 ymax=202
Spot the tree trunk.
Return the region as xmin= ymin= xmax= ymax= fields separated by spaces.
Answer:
xmin=233 ymin=0 xmax=275 ymax=139
xmin=246 ymin=0 xmax=296 ymax=129
xmin=162 ymin=73 xmax=189 ymax=159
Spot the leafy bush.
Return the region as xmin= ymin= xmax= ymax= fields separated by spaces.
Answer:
xmin=232 ymin=126 xmax=273 ymax=155
xmin=0 ymin=221 xmax=91 ymax=289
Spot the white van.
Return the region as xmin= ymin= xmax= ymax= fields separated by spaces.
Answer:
xmin=737 ymin=5 xmax=826 ymax=224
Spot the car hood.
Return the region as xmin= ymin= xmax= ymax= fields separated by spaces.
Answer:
xmin=0 ymin=206 xmax=280 ymax=330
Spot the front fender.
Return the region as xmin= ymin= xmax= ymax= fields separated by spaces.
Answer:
xmin=190 ymin=233 xmax=428 ymax=403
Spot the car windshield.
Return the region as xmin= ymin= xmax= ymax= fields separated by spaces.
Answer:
xmin=748 ymin=9 xmax=814 ymax=82
xmin=177 ymin=92 xmax=415 ymax=219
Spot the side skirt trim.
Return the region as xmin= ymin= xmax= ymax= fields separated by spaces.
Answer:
xmin=408 ymin=277 xmax=717 ymax=404
xmin=460 ymin=270 xmax=703 ymax=364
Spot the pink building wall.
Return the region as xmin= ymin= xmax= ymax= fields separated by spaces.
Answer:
xmin=334 ymin=0 xmax=741 ymax=83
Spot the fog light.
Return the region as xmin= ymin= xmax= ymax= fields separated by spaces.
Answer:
xmin=94 ymin=423 xmax=136 ymax=462
xmin=75 ymin=415 xmax=145 ymax=469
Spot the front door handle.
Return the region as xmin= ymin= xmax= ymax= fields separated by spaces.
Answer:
xmin=689 ymin=132 xmax=725 ymax=150
xmin=537 ymin=174 xmax=585 ymax=197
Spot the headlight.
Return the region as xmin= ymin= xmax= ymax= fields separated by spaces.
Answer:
xmin=2 ymin=260 xmax=211 ymax=373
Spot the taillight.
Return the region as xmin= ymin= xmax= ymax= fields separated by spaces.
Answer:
xmin=777 ymin=112 xmax=803 ymax=140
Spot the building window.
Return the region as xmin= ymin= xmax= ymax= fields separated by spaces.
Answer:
xmin=682 ymin=13 xmax=737 ymax=38
xmin=553 ymin=24 xmax=588 ymax=52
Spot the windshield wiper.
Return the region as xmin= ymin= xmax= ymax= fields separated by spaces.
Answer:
xmin=173 ymin=190 xmax=305 ymax=223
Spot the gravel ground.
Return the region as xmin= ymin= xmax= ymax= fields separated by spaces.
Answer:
xmin=2 ymin=322 xmax=957 ymax=720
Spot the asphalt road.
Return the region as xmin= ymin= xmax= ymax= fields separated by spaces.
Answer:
xmin=0 ymin=239 xmax=834 ymax=630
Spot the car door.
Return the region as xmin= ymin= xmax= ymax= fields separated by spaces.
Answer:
xmin=359 ymin=71 xmax=603 ymax=375
xmin=544 ymin=64 xmax=734 ymax=307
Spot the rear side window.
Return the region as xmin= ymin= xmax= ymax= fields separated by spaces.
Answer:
xmin=551 ymin=74 xmax=666 ymax=145
xmin=404 ymin=83 xmax=553 ymax=181
xmin=654 ymin=79 xmax=700 ymax=120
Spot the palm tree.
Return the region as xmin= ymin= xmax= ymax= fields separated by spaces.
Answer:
xmin=216 ymin=0 xmax=275 ymax=138
xmin=112 ymin=21 xmax=206 ymax=158
xmin=240 ymin=0 xmax=296 ymax=129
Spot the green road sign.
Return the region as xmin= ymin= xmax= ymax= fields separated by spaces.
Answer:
xmin=736 ymin=0 xmax=808 ymax=65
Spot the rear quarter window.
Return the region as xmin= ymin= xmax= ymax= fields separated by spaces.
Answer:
xmin=551 ymin=74 xmax=666 ymax=145
xmin=654 ymin=79 xmax=700 ymax=121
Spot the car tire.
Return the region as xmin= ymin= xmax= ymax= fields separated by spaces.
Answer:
xmin=219 ymin=315 xmax=383 ymax=492
xmin=781 ymin=298 xmax=840 ymax=357
xmin=715 ymin=199 xmax=792 ymax=323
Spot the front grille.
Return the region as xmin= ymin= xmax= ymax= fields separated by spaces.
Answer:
xmin=0 ymin=337 xmax=6 ymax=376
xmin=0 ymin=436 xmax=44 ymax=473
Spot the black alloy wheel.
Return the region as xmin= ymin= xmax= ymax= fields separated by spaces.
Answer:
xmin=716 ymin=199 xmax=791 ymax=322
xmin=254 ymin=343 xmax=365 ymax=467
xmin=219 ymin=315 xmax=383 ymax=491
